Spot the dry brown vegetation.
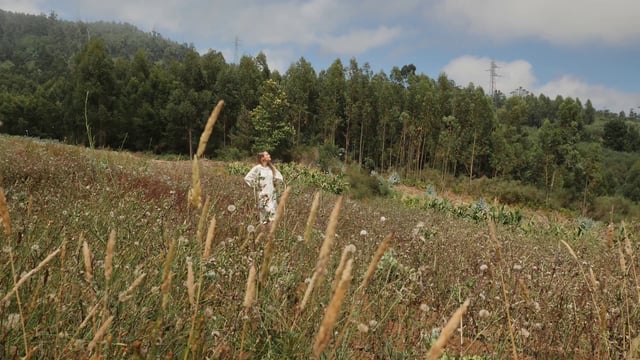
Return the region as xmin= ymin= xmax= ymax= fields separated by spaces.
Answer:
xmin=0 ymin=133 xmax=639 ymax=359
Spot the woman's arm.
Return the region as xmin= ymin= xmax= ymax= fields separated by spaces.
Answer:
xmin=244 ymin=166 xmax=260 ymax=187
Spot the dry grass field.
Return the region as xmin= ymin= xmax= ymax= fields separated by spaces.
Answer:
xmin=1 ymin=132 xmax=639 ymax=359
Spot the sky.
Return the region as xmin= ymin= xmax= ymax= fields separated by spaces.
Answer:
xmin=2 ymin=0 xmax=639 ymax=113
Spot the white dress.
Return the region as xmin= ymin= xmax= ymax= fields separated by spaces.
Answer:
xmin=244 ymin=165 xmax=283 ymax=223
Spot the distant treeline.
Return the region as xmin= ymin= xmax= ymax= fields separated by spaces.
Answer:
xmin=1 ymin=9 xmax=640 ymax=215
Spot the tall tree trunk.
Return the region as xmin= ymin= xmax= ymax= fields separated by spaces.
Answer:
xmin=469 ymin=131 xmax=477 ymax=185
xmin=358 ymin=118 xmax=364 ymax=166
xmin=380 ymin=121 xmax=386 ymax=170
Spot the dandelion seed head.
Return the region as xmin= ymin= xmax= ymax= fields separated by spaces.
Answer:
xmin=227 ymin=205 xmax=236 ymax=212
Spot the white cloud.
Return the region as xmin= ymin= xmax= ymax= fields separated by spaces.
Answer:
xmin=442 ymin=56 xmax=536 ymax=92
xmin=537 ymin=76 xmax=640 ymax=114
xmin=318 ymin=26 xmax=403 ymax=55
xmin=0 ymin=0 xmax=45 ymax=14
xmin=434 ymin=0 xmax=640 ymax=46
xmin=260 ymin=47 xmax=296 ymax=73
xmin=442 ymin=55 xmax=640 ymax=112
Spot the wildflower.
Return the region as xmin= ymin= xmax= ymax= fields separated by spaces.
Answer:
xmin=357 ymin=323 xmax=369 ymax=333
xmin=479 ymin=264 xmax=488 ymax=272
xmin=345 ymin=244 xmax=356 ymax=253
xmin=360 ymin=230 xmax=368 ymax=236
xmin=533 ymin=302 xmax=541 ymax=312
xmin=246 ymin=225 xmax=255 ymax=233
xmin=5 ymin=314 xmax=20 ymax=331
xmin=227 ymin=205 xmax=236 ymax=212
xmin=420 ymin=303 xmax=429 ymax=312
xmin=380 ymin=216 xmax=386 ymax=222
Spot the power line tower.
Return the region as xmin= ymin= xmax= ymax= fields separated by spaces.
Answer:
xmin=233 ymin=36 xmax=241 ymax=64
xmin=486 ymin=59 xmax=501 ymax=97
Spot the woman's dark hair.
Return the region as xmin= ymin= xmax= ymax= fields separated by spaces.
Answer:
xmin=257 ymin=151 xmax=277 ymax=176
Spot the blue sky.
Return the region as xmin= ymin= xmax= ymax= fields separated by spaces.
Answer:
xmin=2 ymin=0 xmax=639 ymax=113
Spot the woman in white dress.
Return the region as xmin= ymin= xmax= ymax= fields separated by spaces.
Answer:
xmin=244 ymin=151 xmax=284 ymax=224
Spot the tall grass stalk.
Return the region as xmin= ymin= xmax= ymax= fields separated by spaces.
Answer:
xmin=61 ymin=302 xmax=101 ymax=356
xmin=196 ymin=100 xmax=224 ymax=158
xmin=0 ymin=186 xmax=10 ymax=236
xmin=303 ymin=191 xmax=320 ymax=243
xmin=358 ymin=233 xmax=394 ymax=297
xmin=188 ymin=155 xmax=202 ymax=209
xmin=331 ymin=244 xmax=356 ymax=292
xmin=150 ymin=237 xmax=177 ymax=356
xmin=185 ymin=213 xmax=218 ymax=360
xmin=313 ymin=259 xmax=353 ymax=359
xmin=239 ymin=264 xmax=257 ymax=358
xmin=103 ymin=229 xmax=116 ymax=325
xmin=329 ymin=234 xmax=394 ymax=359
xmin=622 ymin=223 xmax=639 ymax=303
xmin=8 ymin=247 xmax=29 ymax=357
xmin=561 ymin=239 xmax=609 ymax=358
xmin=298 ymin=196 xmax=343 ymax=312
xmin=87 ymin=315 xmax=114 ymax=352
xmin=259 ymin=186 xmax=291 ymax=285
xmin=426 ymin=299 xmax=470 ymax=360
xmin=487 ymin=217 xmax=519 ymax=360
xmin=2 ymin=248 xmax=61 ymax=304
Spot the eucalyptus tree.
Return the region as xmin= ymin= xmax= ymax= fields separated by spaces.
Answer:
xmin=282 ymin=57 xmax=318 ymax=145
xmin=250 ymin=79 xmax=293 ymax=157
xmin=201 ymin=49 xmax=226 ymax=90
xmin=451 ymin=84 xmax=494 ymax=179
xmin=370 ymin=70 xmax=403 ymax=170
xmin=491 ymin=96 xmax=532 ymax=179
xmin=68 ymin=38 xmax=116 ymax=147
xmin=317 ymin=59 xmax=346 ymax=146
xmin=344 ymin=58 xmax=374 ymax=165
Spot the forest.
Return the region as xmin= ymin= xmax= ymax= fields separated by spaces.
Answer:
xmin=1 ymin=9 xmax=640 ymax=219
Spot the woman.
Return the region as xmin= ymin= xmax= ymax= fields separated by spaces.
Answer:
xmin=244 ymin=151 xmax=284 ymax=224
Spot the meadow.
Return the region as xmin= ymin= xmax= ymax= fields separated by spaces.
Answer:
xmin=0 ymin=130 xmax=639 ymax=359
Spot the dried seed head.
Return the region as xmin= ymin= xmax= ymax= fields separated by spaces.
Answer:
xmin=186 ymin=260 xmax=195 ymax=307
xmin=82 ymin=241 xmax=92 ymax=284
xmin=196 ymin=100 xmax=224 ymax=158
xmin=203 ymin=216 xmax=216 ymax=259
xmin=426 ymin=299 xmax=470 ymax=360
xmin=243 ymin=265 xmax=256 ymax=308
xmin=105 ymin=229 xmax=116 ymax=282
xmin=0 ymin=187 xmax=10 ymax=236
xmin=313 ymin=259 xmax=353 ymax=358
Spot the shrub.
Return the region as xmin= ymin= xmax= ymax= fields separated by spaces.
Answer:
xmin=346 ymin=165 xmax=389 ymax=199
xmin=590 ymin=195 xmax=640 ymax=222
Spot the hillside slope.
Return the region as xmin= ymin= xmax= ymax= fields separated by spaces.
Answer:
xmin=0 ymin=134 xmax=638 ymax=359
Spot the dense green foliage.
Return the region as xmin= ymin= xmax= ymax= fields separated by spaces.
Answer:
xmin=1 ymin=9 xmax=639 ymax=219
